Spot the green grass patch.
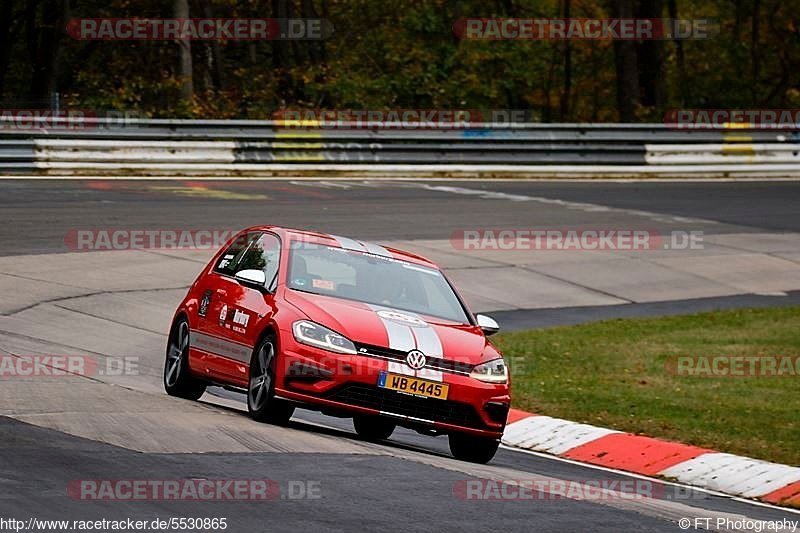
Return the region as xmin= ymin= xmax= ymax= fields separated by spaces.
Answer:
xmin=494 ymin=306 xmax=800 ymax=466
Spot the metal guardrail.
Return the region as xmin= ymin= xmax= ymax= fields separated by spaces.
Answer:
xmin=1 ymin=118 xmax=798 ymax=177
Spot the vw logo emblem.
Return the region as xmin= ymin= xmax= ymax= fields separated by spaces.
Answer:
xmin=406 ymin=350 xmax=427 ymax=370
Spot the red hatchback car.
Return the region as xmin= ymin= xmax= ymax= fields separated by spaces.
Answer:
xmin=164 ymin=226 xmax=511 ymax=463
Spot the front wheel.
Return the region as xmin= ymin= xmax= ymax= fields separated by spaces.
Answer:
xmin=247 ymin=334 xmax=295 ymax=425
xmin=448 ymin=433 xmax=500 ymax=464
xmin=164 ymin=317 xmax=206 ymax=400
xmin=353 ymin=415 xmax=396 ymax=441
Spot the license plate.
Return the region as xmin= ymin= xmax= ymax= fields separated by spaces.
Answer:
xmin=377 ymin=372 xmax=449 ymax=400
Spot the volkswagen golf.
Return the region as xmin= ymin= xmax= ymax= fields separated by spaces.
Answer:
xmin=164 ymin=226 xmax=511 ymax=463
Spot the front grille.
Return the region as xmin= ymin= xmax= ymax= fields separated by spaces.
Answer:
xmin=355 ymin=343 xmax=474 ymax=375
xmin=327 ymin=384 xmax=488 ymax=429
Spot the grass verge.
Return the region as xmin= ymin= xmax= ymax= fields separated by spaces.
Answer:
xmin=494 ymin=306 xmax=800 ymax=466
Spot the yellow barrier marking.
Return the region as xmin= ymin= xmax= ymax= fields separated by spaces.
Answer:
xmin=722 ymin=127 xmax=754 ymax=156
xmin=274 ymin=119 xmax=321 ymax=128
xmin=147 ymin=186 xmax=269 ymax=200
xmin=272 ymin=142 xmax=325 ymax=149
xmin=721 ymin=144 xmax=755 ymax=155
xmin=275 ymin=131 xmax=323 ymax=138
xmin=722 ymin=122 xmax=753 ymax=129
xmin=275 ymin=130 xmax=324 ymax=139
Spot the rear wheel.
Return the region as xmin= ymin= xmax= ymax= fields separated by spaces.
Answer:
xmin=247 ymin=334 xmax=294 ymax=425
xmin=353 ymin=415 xmax=396 ymax=441
xmin=448 ymin=433 xmax=500 ymax=464
xmin=164 ymin=317 xmax=206 ymax=400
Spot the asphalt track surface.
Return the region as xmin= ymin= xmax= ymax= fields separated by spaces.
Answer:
xmin=3 ymin=178 xmax=800 ymax=325
xmin=2 ymin=179 xmax=800 ymax=255
xmin=1 ymin=179 xmax=799 ymax=532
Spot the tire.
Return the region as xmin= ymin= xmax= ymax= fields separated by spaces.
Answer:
xmin=164 ymin=316 xmax=207 ymax=400
xmin=353 ymin=415 xmax=396 ymax=441
xmin=247 ymin=334 xmax=295 ymax=425
xmin=448 ymin=433 xmax=500 ymax=464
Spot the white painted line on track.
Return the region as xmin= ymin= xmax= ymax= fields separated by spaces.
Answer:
xmin=414 ymin=183 xmax=721 ymax=225
xmin=289 ymin=180 xmax=353 ymax=189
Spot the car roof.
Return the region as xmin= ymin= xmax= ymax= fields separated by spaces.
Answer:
xmin=241 ymin=225 xmax=438 ymax=268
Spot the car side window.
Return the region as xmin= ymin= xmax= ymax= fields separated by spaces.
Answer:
xmin=214 ymin=232 xmax=261 ymax=276
xmin=236 ymin=233 xmax=281 ymax=287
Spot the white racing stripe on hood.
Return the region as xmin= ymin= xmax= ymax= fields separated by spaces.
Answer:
xmin=330 ymin=234 xmax=367 ymax=252
xmin=379 ymin=315 xmax=416 ymax=352
xmin=369 ymin=304 xmax=444 ymax=382
xmin=361 ymin=241 xmax=392 ymax=257
xmin=412 ymin=324 xmax=444 ymax=357
xmin=330 ymin=234 xmax=391 ymax=257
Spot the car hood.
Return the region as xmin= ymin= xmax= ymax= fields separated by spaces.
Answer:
xmin=284 ymin=289 xmax=486 ymax=364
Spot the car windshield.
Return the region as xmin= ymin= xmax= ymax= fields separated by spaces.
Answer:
xmin=287 ymin=242 xmax=470 ymax=324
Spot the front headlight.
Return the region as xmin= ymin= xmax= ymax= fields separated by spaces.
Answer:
xmin=470 ymin=358 xmax=508 ymax=383
xmin=292 ymin=320 xmax=357 ymax=355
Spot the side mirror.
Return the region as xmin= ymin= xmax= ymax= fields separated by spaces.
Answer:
xmin=234 ymin=269 xmax=267 ymax=289
xmin=476 ymin=314 xmax=500 ymax=336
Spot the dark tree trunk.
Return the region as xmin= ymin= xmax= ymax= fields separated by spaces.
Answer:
xmin=610 ymin=0 xmax=639 ymax=121
xmin=174 ymin=0 xmax=193 ymax=103
xmin=751 ymin=0 xmax=760 ymax=104
xmin=272 ymin=0 xmax=293 ymax=104
xmin=667 ymin=0 xmax=687 ymax=106
xmin=560 ymin=0 xmax=572 ymax=120
xmin=26 ymin=0 xmax=66 ymax=106
xmin=302 ymin=0 xmax=323 ymax=64
xmin=543 ymin=42 xmax=559 ymax=122
xmin=202 ymin=3 xmax=225 ymax=92
xmin=637 ymin=0 xmax=665 ymax=109
xmin=0 ymin=0 xmax=17 ymax=97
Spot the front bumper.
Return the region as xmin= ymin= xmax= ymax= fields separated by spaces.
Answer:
xmin=274 ymin=335 xmax=510 ymax=438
